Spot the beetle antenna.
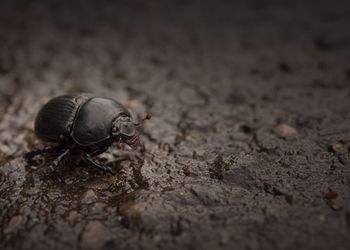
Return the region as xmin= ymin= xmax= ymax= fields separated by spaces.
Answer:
xmin=134 ymin=113 xmax=152 ymax=126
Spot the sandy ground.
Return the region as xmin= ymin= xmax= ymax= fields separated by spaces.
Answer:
xmin=0 ymin=0 xmax=350 ymax=249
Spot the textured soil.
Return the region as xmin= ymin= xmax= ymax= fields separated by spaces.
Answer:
xmin=0 ymin=0 xmax=350 ymax=250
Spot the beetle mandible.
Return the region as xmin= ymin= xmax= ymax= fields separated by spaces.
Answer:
xmin=28 ymin=93 xmax=148 ymax=173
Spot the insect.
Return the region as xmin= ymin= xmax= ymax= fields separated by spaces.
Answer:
xmin=27 ymin=93 xmax=149 ymax=173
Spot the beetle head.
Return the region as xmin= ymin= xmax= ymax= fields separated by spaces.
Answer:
xmin=112 ymin=115 xmax=136 ymax=139
xmin=112 ymin=113 xmax=151 ymax=148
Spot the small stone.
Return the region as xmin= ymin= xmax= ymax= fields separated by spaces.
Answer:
xmin=323 ymin=189 xmax=338 ymax=200
xmin=80 ymin=220 xmax=110 ymax=250
xmin=119 ymin=201 xmax=146 ymax=224
xmin=329 ymin=142 xmax=346 ymax=154
xmin=4 ymin=215 xmax=23 ymax=234
xmin=193 ymin=149 xmax=206 ymax=159
xmin=274 ymin=124 xmax=298 ymax=141
xmin=81 ymin=189 xmax=98 ymax=204
xmin=330 ymin=202 xmax=342 ymax=211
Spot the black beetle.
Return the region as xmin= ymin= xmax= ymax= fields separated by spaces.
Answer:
xmin=28 ymin=93 xmax=147 ymax=173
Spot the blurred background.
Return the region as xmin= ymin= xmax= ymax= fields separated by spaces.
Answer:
xmin=0 ymin=0 xmax=350 ymax=250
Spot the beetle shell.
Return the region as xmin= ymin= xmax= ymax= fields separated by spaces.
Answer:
xmin=71 ymin=97 xmax=131 ymax=146
xmin=34 ymin=94 xmax=131 ymax=146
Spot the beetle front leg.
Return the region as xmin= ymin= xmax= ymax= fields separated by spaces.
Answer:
xmin=49 ymin=149 xmax=70 ymax=172
xmin=83 ymin=154 xmax=115 ymax=175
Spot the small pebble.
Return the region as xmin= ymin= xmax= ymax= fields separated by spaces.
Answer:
xmin=274 ymin=124 xmax=298 ymax=141
xmin=80 ymin=220 xmax=110 ymax=250
xmin=329 ymin=202 xmax=342 ymax=211
xmin=193 ymin=149 xmax=206 ymax=159
xmin=119 ymin=202 xmax=146 ymax=223
xmin=4 ymin=215 xmax=23 ymax=234
xmin=323 ymin=189 xmax=338 ymax=200
xmin=329 ymin=142 xmax=346 ymax=154
xmin=81 ymin=189 xmax=98 ymax=204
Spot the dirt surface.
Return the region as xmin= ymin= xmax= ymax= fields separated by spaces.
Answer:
xmin=1 ymin=0 xmax=350 ymax=249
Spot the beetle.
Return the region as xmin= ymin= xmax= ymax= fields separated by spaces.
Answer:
xmin=27 ymin=93 xmax=147 ymax=173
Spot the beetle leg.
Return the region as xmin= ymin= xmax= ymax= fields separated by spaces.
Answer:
xmin=83 ymin=154 xmax=115 ymax=175
xmin=49 ymin=149 xmax=70 ymax=171
xmin=25 ymin=145 xmax=66 ymax=160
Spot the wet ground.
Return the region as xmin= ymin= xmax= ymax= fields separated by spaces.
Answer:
xmin=0 ymin=0 xmax=350 ymax=249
